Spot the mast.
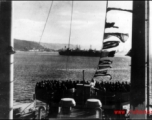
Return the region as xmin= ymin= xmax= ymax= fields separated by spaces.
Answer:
xmin=0 ymin=1 xmax=13 ymax=119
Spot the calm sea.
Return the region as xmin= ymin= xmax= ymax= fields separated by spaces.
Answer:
xmin=14 ymin=51 xmax=131 ymax=100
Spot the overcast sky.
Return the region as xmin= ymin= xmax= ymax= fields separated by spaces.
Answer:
xmin=13 ymin=1 xmax=137 ymax=51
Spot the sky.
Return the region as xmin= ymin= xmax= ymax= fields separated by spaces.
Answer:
xmin=12 ymin=1 xmax=150 ymax=52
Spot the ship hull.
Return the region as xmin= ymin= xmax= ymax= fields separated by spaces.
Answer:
xmin=59 ymin=50 xmax=116 ymax=57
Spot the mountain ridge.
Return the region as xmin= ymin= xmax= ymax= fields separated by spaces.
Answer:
xmin=14 ymin=39 xmax=77 ymax=51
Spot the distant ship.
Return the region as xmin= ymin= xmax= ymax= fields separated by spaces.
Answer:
xmin=58 ymin=47 xmax=116 ymax=57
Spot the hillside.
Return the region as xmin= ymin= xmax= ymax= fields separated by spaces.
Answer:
xmin=14 ymin=39 xmax=45 ymax=51
xmin=41 ymin=43 xmax=76 ymax=50
xmin=14 ymin=39 xmax=78 ymax=51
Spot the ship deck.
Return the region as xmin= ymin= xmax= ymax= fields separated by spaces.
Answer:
xmin=13 ymin=100 xmax=129 ymax=119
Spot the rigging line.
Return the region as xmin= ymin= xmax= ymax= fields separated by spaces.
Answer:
xmin=65 ymin=0 xmax=74 ymax=75
xmin=93 ymin=0 xmax=109 ymax=79
xmin=67 ymin=0 xmax=74 ymax=50
xmin=38 ymin=1 xmax=53 ymax=45
xmin=33 ymin=1 xmax=53 ymax=56
xmin=101 ymin=0 xmax=108 ymax=56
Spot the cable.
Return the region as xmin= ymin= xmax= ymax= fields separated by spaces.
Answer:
xmin=67 ymin=0 xmax=74 ymax=51
xmin=65 ymin=1 xmax=74 ymax=77
xmin=14 ymin=1 xmax=54 ymax=106
xmin=101 ymin=0 xmax=108 ymax=54
xmin=38 ymin=1 xmax=54 ymax=45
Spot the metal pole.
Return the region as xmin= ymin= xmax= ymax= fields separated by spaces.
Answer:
xmin=130 ymin=1 xmax=147 ymax=119
xmin=83 ymin=70 xmax=85 ymax=84
xmin=83 ymin=70 xmax=85 ymax=104
xmin=0 ymin=1 xmax=13 ymax=119
xmin=145 ymin=0 xmax=150 ymax=118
